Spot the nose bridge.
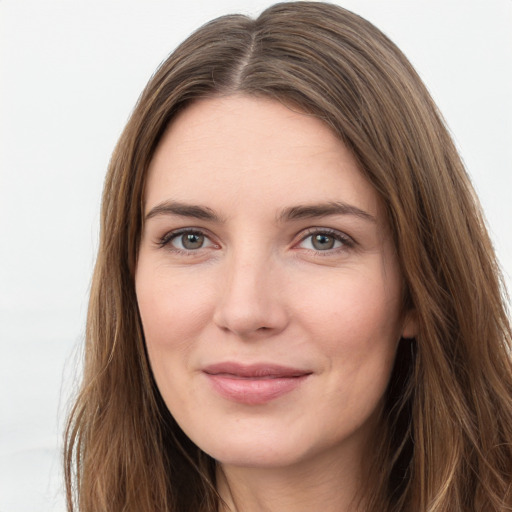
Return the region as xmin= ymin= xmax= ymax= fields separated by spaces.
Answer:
xmin=213 ymin=244 xmax=288 ymax=337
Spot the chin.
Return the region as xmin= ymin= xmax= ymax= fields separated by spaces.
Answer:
xmin=186 ymin=419 xmax=361 ymax=472
xmin=180 ymin=417 xmax=307 ymax=468
xmin=208 ymin=442 xmax=308 ymax=469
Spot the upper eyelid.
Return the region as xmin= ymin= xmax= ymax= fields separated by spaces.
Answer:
xmin=296 ymin=227 xmax=354 ymax=243
xmin=161 ymin=226 xmax=213 ymax=238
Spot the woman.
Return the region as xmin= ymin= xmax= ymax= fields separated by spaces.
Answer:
xmin=64 ymin=2 xmax=512 ymax=511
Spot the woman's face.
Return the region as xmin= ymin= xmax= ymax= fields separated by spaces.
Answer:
xmin=136 ymin=96 xmax=416 ymax=472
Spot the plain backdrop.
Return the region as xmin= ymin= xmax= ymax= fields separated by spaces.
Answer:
xmin=1 ymin=1 xmax=511 ymax=511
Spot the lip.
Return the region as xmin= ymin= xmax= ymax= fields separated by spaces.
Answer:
xmin=202 ymin=362 xmax=312 ymax=405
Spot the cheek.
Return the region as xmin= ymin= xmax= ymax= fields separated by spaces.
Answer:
xmin=136 ymin=263 xmax=216 ymax=353
xmin=298 ymin=267 xmax=402 ymax=346
xmin=295 ymin=267 xmax=402 ymax=402
xmin=135 ymin=263 xmax=215 ymax=415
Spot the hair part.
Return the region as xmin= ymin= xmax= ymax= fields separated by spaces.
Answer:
xmin=65 ymin=3 xmax=512 ymax=511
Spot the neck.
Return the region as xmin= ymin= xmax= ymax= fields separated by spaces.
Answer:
xmin=216 ymin=453 xmax=366 ymax=512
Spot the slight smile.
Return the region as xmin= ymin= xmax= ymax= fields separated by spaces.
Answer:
xmin=202 ymin=362 xmax=313 ymax=405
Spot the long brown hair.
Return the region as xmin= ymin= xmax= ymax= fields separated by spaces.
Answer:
xmin=64 ymin=2 xmax=512 ymax=510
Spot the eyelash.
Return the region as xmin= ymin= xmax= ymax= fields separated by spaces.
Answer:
xmin=157 ymin=228 xmax=217 ymax=255
xmin=156 ymin=227 xmax=355 ymax=255
xmin=297 ymin=228 xmax=355 ymax=255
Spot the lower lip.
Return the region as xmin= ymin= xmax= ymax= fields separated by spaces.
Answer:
xmin=205 ymin=374 xmax=309 ymax=405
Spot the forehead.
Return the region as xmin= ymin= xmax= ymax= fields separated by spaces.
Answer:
xmin=145 ymin=95 xmax=381 ymax=220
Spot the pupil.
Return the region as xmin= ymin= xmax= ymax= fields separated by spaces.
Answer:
xmin=313 ymin=234 xmax=334 ymax=250
xmin=182 ymin=233 xmax=204 ymax=249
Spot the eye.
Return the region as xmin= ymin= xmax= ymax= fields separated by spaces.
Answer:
xmin=174 ymin=232 xmax=207 ymax=250
xmin=159 ymin=229 xmax=216 ymax=252
xmin=297 ymin=229 xmax=353 ymax=252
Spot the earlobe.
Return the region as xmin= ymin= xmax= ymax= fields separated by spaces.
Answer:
xmin=402 ymin=310 xmax=418 ymax=339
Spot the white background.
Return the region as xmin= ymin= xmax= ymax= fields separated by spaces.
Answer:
xmin=1 ymin=1 xmax=511 ymax=511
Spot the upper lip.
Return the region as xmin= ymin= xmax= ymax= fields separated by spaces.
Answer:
xmin=202 ymin=362 xmax=312 ymax=379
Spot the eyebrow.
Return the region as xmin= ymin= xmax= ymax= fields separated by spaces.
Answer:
xmin=145 ymin=200 xmax=223 ymax=222
xmin=278 ymin=201 xmax=376 ymax=223
xmin=144 ymin=200 xmax=376 ymax=224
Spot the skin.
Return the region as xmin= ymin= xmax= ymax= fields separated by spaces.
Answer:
xmin=135 ymin=95 xmax=416 ymax=512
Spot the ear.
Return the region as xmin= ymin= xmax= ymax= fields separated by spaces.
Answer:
xmin=402 ymin=310 xmax=418 ymax=339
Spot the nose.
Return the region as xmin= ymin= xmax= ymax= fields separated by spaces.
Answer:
xmin=213 ymin=253 xmax=289 ymax=339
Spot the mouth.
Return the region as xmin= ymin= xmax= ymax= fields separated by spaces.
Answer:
xmin=202 ymin=362 xmax=312 ymax=405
